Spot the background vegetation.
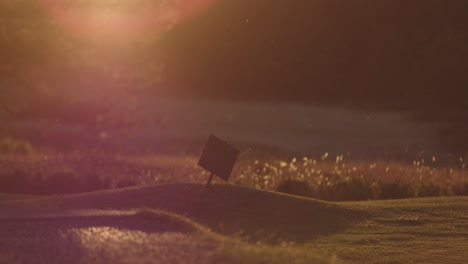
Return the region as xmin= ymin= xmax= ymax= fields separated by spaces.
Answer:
xmin=0 ymin=0 xmax=466 ymax=200
xmin=1 ymin=147 xmax=466 ymax=200
xmin=2 ymin=0 xmax=468 ymax=116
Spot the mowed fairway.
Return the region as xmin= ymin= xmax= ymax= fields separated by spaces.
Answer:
xmin=315 ymin=197 xmax=468 ymax=263
xmin=0 ymin=184 xmax=467 ymax=263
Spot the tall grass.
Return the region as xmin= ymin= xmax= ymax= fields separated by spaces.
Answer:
xmin=0 ymin=150 xmax=466 ymax=200
xmin=233 ymin=154 xmax=468 ymax=200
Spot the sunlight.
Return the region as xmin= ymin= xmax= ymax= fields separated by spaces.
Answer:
xmin=68 ymin=226 xmax=198 ymax=262
xmin=36 ymin=0 xmax=217 ymax=45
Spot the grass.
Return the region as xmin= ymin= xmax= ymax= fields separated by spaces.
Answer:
xmin=3 ymin=183 xmax=363 ymax=241
xmin=1 ymin=184 xmax=467 ymax=263
xmin=0 ymin=185 xmax=349 ymax=264
xmin=313 ymin=197 xmax=468 ymax=263
xmin=0 ymin=207 xmax=335 ymax=264
xmin=1 ymin=144 xmax=466 ymax=262
xmin=1 ymin=150 xmax=467 ymax=200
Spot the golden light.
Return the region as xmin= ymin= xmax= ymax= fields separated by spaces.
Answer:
xmin=36 ymin=0 xmax=218 ymax=45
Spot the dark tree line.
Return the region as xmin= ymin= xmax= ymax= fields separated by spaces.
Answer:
xmin=161 ymin=0 xmax=468 ymax=116
xmin=0 ymin=0 xmax=170 ymax=128
xmin=1 ymin=0 xmax=467 ymax=130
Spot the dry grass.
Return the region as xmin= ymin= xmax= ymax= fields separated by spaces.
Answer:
xmin=233 ymin=154 xmax=468 ymax=200
xmin=0 ymin=150 xmax=467 ymax=200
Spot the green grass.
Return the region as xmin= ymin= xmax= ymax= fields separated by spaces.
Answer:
xmin=1 ymin=185 xmax=348 ymax=264
xmin=313 ymin=197 xmax=468 ymax=263
xmin=3 ymin=183 xmax=363 ymax=241
xmin=1 ymin=184 xmax=467 ymax=263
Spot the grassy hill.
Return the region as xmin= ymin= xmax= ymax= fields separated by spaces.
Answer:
xmin=1 ymin=183 xmax=467 ymax=263
xmin=1 ymin=183 xmax=364 ymax=241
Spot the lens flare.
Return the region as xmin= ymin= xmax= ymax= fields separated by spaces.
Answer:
xmin=36 ymin=0 xmax=217 ymax=45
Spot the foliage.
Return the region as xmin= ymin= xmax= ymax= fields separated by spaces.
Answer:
xmin=234 ymin=154 xmax=468 ymax=200
xmin=0 ymin=151 xmax=466 ymax=200
xmin=0 ymin=0 xmax=174 ymax=128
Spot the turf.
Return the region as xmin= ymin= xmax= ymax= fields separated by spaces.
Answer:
xmin=2 ymin=183 xmax=363 ymax=241
xmin=1 ymin=184 xmax=467 ymax=263
xmin=312 ymin=197 xmax=468 ymax=264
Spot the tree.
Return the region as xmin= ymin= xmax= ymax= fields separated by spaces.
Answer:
xmin=0 ymin=0 xmax=177 ymax=129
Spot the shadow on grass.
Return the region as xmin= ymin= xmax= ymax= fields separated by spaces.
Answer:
xmin=0 ymin=211 xmax=200 ymax=234
xmin=9 ymin=183 xmax=368 ymax=242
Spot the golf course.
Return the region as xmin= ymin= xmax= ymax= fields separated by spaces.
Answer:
xmin=1 ymin=183 xmax=467 ymax=263
xmin=1 ymin=0 xmax=467 ymax=263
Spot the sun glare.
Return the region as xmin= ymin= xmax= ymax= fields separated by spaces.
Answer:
xmin=36 ymin=0 xmax=217 ymax=45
